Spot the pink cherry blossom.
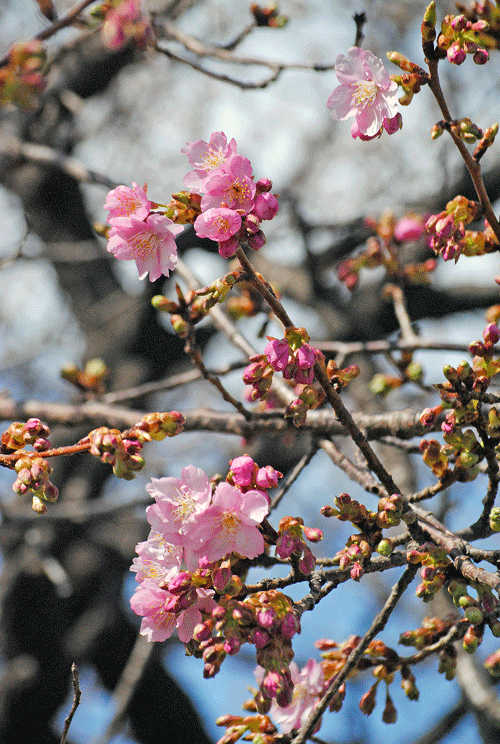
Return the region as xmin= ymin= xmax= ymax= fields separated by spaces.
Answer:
xmin=131 ymin=532 xmax=183 ymax=582
xmin=146 ymin=465 xmax=212 ymax=549
xmin=189 ymin=481 xmax=269 ymax=562
xmin=130 ymin=576 xmax=216 ymax=642
xmin=107 ymin=213 xmax=183 ymax=281
xmin=104 ymin=182 xmax=151 ymax=222
xmin=265 ymin=659 xmax=324 ymax=733
xmin=201 ymin=154 xmax=256 ymax=214
xmin=194 ymin=207 xmax=242 ymax=242
xmin=129 ymin=576 xmax=177 ymax=642
xmin=182 ymin=132 xmax=238 ymax=192
xmin=327 ymin=47 xmax=399 ymax=138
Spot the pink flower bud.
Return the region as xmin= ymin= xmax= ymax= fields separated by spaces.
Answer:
xmin=394 ymin=216 xmax=425 ymax=242
xmin=218 ymin=236 xmax=240 ymax=258
xmin=295 ymin=343 xmax=317 ymax=369
xmin=447 ymin=44 xmax=466 ymax=65
xmin=230 ymin=454 xmax=257 ymax=486
xmin=255 ymin=465 xmax=282 ymax=489
xmin=265 ymin=337 xmax=290 ymax=371
xmin=248 ymin=230 xmax=266 ymax=251
xmin=253 ymin=192 xmax=279 ymax=221
xmin=255 ymin=177 xmax=272 ymax=193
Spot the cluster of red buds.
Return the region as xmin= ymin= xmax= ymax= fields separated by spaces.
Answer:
xmin=275 ymin=515 xmax=323 ymax=574
xmin=420 ymin=327 xmax=500 ymax=481
xmin=1 ymin=418 xmax=56 ymax=514
xmin=127 ymin=410 xmax=185 ymax=442
xmin=448 ymin=579 xmax=500 ymax=651
xmin=436 ymin=13 xmax=490 ymax=65
xmin=426 ymin=195 xmax=498 ymax=262
xmin=88 ymin=427 xmax=145 ymax=479
xmin=399 ymin=615 xmax=457 ymax=651
xmin=191 ymin=588 xmax=300 ymax=707
xmin=13 ymin=455 xmax=59 ymax=514
xmin=88 ymin=412 xmax=185 ymax=479
xmin=321 ymin=493 xmax=405 ymax=581
xmin=356 ymin=640 xmax=419 ymax=722
xmin=456 ymin=0 xmax=500 ymax=47
xmin=318 ymin=635 xmax=416 ymax=721
xmin=227 ymin=454 xmax=282 ymax=492
xmin=399 ymin=615 xmax=457 ymax=681
xmin=407 ymin=543 xmax=450 ymax=602
xmin=0 ymin=40 xmax=46 ymax=110
xmin=243 ymin=327 xmax=326 ymax=423
xmin=1 ymin=418 xmax=51 ymax=453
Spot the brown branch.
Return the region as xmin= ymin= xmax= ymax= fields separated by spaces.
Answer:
xmin=157 ymin=17 xmax=336 ymax=73
xmin=426 ymin=57 xmax=500 ymax=243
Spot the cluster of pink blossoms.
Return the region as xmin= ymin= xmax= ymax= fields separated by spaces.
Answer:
xmin=182 ymin=132 xmax=279 ymax=258
xmin=130 ymin=459 xmax=280 ymax=642
xmin=104 ymin=182 xmax=183 ymax=281
xmin=327 ymin=47 xmax=401 ymax=141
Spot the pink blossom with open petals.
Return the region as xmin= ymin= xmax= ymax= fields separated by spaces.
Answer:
xmin=131 ymin=532 xmax=182 ymax=583
xmin=104 ymin=182 xmax=151 ymax=222
xmin=201 ymin=154 xmax=256 ymax=214
xmin=130 ymin=575 xmax=216 ymax=642
xmin=263 ymin=659 xmax=325 ymax=733
xmin=182 ymin=131 xmax=237 ymax=192
xmin=107 ymin=213 xmax=183 ymax=281
xmin=146 ymin=465 xmax=212 ymax=549
xmin=189 ymin=481 xmax=269 ymax=562
xmin=129 ymin=576 xmax=177 ymax=642
xmin=194 ymin=207 xmax=242 ymax=242
xmin=327 ymin=47 xmax=399 ymax=138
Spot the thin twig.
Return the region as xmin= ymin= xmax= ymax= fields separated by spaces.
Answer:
xmin=60 ymin=662 xmax=81 ymax=744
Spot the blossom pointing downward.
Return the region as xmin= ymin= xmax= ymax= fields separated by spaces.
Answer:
xmin=327 ymin=47 xmax=400 ymax=140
